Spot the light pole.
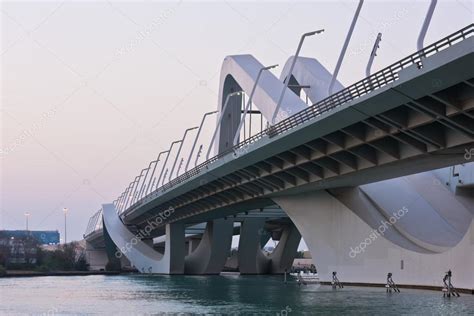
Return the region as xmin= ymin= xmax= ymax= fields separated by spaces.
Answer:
xmin=123 ymin=179 xmax=139 ymax=210
xmin=130 ymin=168 xmax=148 ymax=205
xmin=24 ymin=212 xmax=30 ymax=231
xmin=366 ymin=33 xmax=382 ymax=77
xmin=63 ymin=207 xmax=68 ymax=244
xmin=157 ymin=141 xmax=182 ymax=188
xmin=328 ymin=0 xmax=363 ymax=96
xmin=206 ymin=91 xmax=243 ymax=159
xmin=168 ymin=126 xmax=198 ymax=182
xmin=233 ymin=64 xmax=278 ymax=146
xmin=143 ymin=150 xmax=169 ymax=195
xmin=185 ymin=111 xmax=218 ymax=172
xmin=272 ymin=29 xmax=324 ymax=124
xmin=417 ymin=0 xmax=437 ymax=52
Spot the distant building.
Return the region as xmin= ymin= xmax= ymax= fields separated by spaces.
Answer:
xmin=0 ymin=230 xmax=60 ymax=245
xmin=0 ymin=230 xmax=60 ymax=267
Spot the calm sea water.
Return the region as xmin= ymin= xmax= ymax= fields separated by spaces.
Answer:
xmin=1 ymin=274 xmax=473 ymax=315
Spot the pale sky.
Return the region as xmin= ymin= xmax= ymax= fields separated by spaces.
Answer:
xmin=1 ymin=0 xmax=472 ymax=242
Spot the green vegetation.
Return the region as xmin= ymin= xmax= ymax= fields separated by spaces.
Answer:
xmin=0 ymin=236 xmax=89 ymax=272
xmin=36 ymin=242 xmax=89 ymax=271
xmin=0 ymin=265 xmax=6 ymax=276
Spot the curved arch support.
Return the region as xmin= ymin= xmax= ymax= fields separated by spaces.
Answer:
xmin=272 ymin=190 xmax=474 ymax=287
xmin=355 ymin=171 xmax=472 ymax=251
xmin=216 ymin=55 xmax=307 ymax=153
xmin=102 ymin=203 xmax=185 ymax=274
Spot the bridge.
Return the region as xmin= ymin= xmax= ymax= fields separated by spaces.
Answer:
xmin=84 ymin=24 xmax=474 ymax=289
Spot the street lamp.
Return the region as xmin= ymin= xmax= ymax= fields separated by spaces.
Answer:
xmin=168 ymin=126 xmax=198 ymax=182
xmin=366 ymin=33 xmax=382 ymax=77
xmin=63 ymin=207 xmax=68 ymax=244
xmin=233 ymin=64 xmax=278 ymax=146
xmin=157 ymin=140 xmax=182 ymax=188
xmin=185 ymin=111 xmax=218 ymax=172
xmin=123 ymin=179 xmax=139 ymax=211
xmin=142 ymin=150 xmax=169 ymax=196
xmin=272 ymin=29 xmax=324 ymax=125
xmin=24 ymin=212 xmax=30 ymax=231
xmin=206 ymin=91 xmax=243 ymax=159
xmin=328 ymin=0 xmax=363 ymax=96
xmin=130 ymin=168 xmax=149 ymax=205
xmin=417 ymin=0 xmax=437 ymax=52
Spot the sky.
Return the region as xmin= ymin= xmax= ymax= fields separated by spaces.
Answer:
xmin=1 ymin=0 xmax=472 ymax=243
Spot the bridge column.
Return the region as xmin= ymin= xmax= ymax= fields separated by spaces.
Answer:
xmin=102 ymin=203 xmax=185 ymax=274
xmin=186 ymin=237 xmax=201 ymax=255
xmin=84 ymin=241 xmax=108 ymax=271
xmin=237 ymin=218 xmax=270 ymax=274
xmin=103 ymin=224 xmax=123 ymax=271
xmin=237 ymin=218 xmax=301 ymax=274
xmin=184 ymin=218 xmax=233 ymax=274
xmin=268 ymin=223 xmax=301 ymax=274
xmin=273 ymin=190 xmax=371 ymax=283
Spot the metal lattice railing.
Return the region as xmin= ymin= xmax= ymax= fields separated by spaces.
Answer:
xmin=84 ymin=24 xmax=473 ymax=237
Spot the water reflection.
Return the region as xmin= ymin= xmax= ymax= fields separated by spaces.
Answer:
xmin=0 ymin=274 xmax=473 ymax=315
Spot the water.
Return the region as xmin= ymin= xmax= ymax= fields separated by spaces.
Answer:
xmin=1 ymin=274 xmax=473 ymax=315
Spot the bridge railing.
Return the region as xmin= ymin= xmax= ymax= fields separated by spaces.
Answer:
xmin=83 ymin=209 xmax=103 ymax=238
xmin=120 ymin=24 xmax=473 ymax=216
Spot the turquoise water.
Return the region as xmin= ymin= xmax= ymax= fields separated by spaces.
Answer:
xmin=1 ymin=274 xmax=473 ymax=315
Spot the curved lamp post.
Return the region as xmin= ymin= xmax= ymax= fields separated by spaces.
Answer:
xmin=185 ymin=111 xmax=218 ymax=172
xmin=328 ymin=0 xmax=363 ymax=96
xmin=272 ymin=29 xmax=324 ymax=124
xmin=417 ymin=0 xmax=437 ymax=52
xmin=366 ymin=32 xmax=382 ymax=77
xmin=116 ymin=192 xmax=125 ymax=212
xmin=168 ymin=126 xmax=198 ymax=182
xmin=141 ymin=150 xmax=169 ymax=197
xmin=130 ymin=168 xmax=148 ymax=205
xmin=233 ymin=64 xmax=278 ymax=146
xmin=119 ymin=184 xmax=132 ymax=213
xmin=157 ymin=140 xmax=182 ymax=189
xmin=124 ymin=177 xmax=140 ymax=210
xmin=206 ymin=91 xmax=243 ymax=159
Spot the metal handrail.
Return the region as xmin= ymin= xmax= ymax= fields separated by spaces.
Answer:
xmin=85 ymin=24 xmax=472 ymax=224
